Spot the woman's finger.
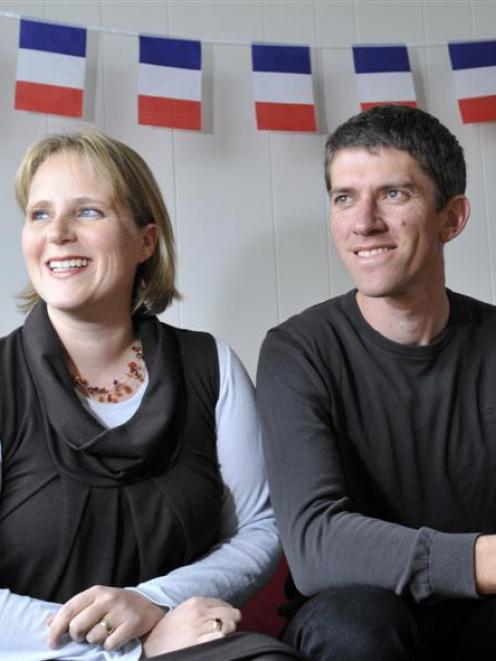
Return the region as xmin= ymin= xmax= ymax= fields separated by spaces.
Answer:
xmin=198 ymin=631 xmax=227 ymax=644
xmin=84 ymin=614 xmax=118 ymax=646
xmin=68 ymin=604 xmax=110 ymax=643
xmin=205 ymin=606 xmax=241 ymax=628
xmin=206 ymin=616 xmax=237 ymax=636
xmin=47 ymin=588 xmax=99 ymax=647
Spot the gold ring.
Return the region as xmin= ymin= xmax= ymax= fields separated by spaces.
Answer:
xmin=212 ymin=617 xmax=223 ymax=632
xmin=99 ymin=618 xmax=114 ymax=635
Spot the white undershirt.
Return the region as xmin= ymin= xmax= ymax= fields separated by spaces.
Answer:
xmin=77 ymin=371 xmax=149 ymax=428
xmin=0 ymin=338 xmax=279 ymax=660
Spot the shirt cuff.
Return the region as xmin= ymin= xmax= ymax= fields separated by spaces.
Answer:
xmin=429 ymin=531 xmax=480 ymax=599
xmin=126 ymin=586 xmax=174 ymax=612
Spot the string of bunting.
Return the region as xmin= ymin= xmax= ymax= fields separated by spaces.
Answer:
xmin=8 ymin=14 xmax=496 ymax=130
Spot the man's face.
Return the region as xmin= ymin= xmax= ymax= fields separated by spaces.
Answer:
xmin=329 ymin=147 xmax=448 ymax=302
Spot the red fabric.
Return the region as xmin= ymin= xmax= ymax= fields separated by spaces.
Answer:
xmin=15 ymin=81 xmax=83 ymax=117
xmin=138 ymin=95 xmax=201 ymax=129
xmin=241 ymin=556 xmax=288 ymax=637
xmin=360 ymin=100 xmax=417 ymax=111
xmin=255 ymin=102 xmax=316 ymax=132
xmin=458 ymin=95 xmax=496 ymax=123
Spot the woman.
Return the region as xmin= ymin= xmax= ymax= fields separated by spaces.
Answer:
xmin=0 ymin=130 xmax=299 ymax=660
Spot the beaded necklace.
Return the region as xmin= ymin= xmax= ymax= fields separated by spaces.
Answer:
xmin=72 ymin=341 xmax=146 ymax=404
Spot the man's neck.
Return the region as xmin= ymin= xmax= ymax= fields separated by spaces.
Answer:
xmin=356 ymin=288 xmax=450 ymax=346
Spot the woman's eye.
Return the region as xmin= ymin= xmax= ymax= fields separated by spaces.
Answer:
xmin=30 ymin=210 xmax=49 ymax=222
xmin=79 ymin=207 xmax=103 ymax=219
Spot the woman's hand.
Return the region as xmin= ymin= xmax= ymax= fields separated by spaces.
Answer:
xmin=47 ymin=586 xmax=164 ymax=650
xmin=141 ymin=596 xmax=241 ymax=658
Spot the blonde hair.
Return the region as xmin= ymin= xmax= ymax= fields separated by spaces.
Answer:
xmin=16 ymin=129 xmax=180 ymax=315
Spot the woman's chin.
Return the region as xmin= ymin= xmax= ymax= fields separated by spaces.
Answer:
xmin=44 ymin=297 xmax=96 ymax=318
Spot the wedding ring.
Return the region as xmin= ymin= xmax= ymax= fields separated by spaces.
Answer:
xmin=212 ymin=617 xmax=223 ymax=632
xmin=99 ymin=618 xmax=114 ymax=635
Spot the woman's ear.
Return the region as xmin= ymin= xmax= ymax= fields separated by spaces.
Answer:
xmin=139 ymin=223 xmax=158 ymax=262
xmin=440 ymin=195 xmax=470 ymax=244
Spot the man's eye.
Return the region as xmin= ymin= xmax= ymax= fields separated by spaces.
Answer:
xmin=333 ymin=194 xmax=350 ymax=206
xmin=79 ymin=208 xmax=103 ymax=219
xmin=386 ymin=189 xmax=404 ymax=200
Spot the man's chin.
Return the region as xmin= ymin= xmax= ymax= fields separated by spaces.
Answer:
xmin=355 ymin=285 xmax=398 ymax=300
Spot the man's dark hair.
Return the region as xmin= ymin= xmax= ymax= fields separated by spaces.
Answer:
xmin=325 ymin=105 xmax=466 ymax=211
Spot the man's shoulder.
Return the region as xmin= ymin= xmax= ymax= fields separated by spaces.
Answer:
xmin=262 ymin=291 xmax=355 ymax=356
xmin=449 ymin=290 xmax=496 ymax=327
xmin=276 ymin=290 xmax=352 ymax=330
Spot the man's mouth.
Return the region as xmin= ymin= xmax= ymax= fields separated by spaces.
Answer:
xmin=354 ymin=246 xmax=394 ymax=258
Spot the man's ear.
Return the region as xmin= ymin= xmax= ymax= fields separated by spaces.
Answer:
xmin=440 ymin=195 xmax=470 ymax=244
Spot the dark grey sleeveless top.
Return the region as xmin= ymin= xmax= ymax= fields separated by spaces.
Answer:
xmin=0 ymin=302 xmax=223 ymax=602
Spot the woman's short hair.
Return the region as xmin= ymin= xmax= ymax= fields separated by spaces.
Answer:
xmin=16 ymin=129 xmax=180 ymax=315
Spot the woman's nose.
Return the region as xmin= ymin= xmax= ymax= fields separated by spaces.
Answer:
xmin=47 ymin=215 xmax=77 ymax=244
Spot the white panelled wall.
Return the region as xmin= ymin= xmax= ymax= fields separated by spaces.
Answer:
xmin=0 ymin=0 xmax=495 ymax=377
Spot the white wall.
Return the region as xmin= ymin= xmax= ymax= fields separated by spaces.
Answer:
xmin=0 ymin=0 xmax=495 ymax=377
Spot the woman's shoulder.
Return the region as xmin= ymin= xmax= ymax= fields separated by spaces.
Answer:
xmin=0 ymin=324 xmax=26 ymax=366
xmin=156 ymin=321 xmax=221 ymax=398
xmin=159 ymin=321 xmax=217 ymax=353
xmin=158 ymin=322 xmax=251 ymax=403
xmin=0 ymin=323 xmax=24 ymax=343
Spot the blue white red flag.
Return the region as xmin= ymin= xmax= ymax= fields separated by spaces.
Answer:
xmin=15 ymin=18 xmax=86 ymax=117
xmin=251 ymin=44 xmax=316 ymax=132
xmin=138 ymin=36 xmax=202 ymax=130
xmin=448 ymin=40 xmax=496 ymax=124
xmin=352 ymin=45 xmax=416 ymax=111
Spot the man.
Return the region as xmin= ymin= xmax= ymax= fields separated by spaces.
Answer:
xmin=257 ymin=105 xmax=496 ymax=660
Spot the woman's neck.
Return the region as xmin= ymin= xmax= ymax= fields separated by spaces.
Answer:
xmin=47 ymin=305 xmax=137 ymax=384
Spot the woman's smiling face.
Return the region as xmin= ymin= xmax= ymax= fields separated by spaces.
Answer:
xmin=22 ymin=150 xmax=156 ymax=321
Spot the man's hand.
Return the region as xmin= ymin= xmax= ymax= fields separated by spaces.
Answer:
xmin=47 ymin=586 xmax=164 ymax=650
xmin=475 ymin=535 xmax=496 ymax=595
xmin=141 ymin=596 xmax=241 ymax=658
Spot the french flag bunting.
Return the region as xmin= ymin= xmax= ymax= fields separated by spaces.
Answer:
xmin=15 ymin=19 xmax=86 ymax=117
xmin=251 ymin=44 xmax=316 ymax=132
xmin=448 ymin=40 xmax=496 ymax=124
xmin=138 ymin=36 xmax=202 ymax=131
xmin=352 ymin=45 xmax=417 ymax=111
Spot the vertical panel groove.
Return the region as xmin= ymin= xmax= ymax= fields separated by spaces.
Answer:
xmin=268 ymin=136 xmax=282 ymax=323
xmin=321 ymin=134 xmax=333 ymax=298
xmin=167 ymin=0 xmax=183 ymax=326
xmin=314 ymin=0 xmax=333 ymax=299
xmin=43 ymin=0 xmax=49 ymax=135
xmin=471 ymin=0 xmax=496 ymax=303
xmin=99 ymin=0 xmax=106 ymax=132
xmin=262 ymin=0 xmax=282 ymax=324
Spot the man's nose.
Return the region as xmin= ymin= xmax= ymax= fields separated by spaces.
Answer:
xmin=351 ymin=197 xmax=386 ymax=235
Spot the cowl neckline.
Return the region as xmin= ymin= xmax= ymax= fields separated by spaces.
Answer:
xmin=22 ymin=302 xmax=181 ymax=487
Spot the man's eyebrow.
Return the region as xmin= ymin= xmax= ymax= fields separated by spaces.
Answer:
xmin=329 ymin=186 xmax=353 ymax=196
xmin=329 ymin=180 xmax=422 ymax=196
xmin=378 ymin=180 xmax=418 ymax=191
